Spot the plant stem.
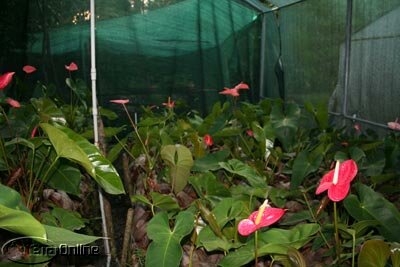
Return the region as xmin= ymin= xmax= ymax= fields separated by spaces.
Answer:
xmin=122 ymin=104 xmax=153 ymax=170
xmin=0 ymin=136 xmax=11 ymax=175
xmin=36 ymin=156 xmax=60 ymax=200
xmin=254 ymin=230 xmax=259 ymax=267
xmin=351 ymin=230 xmax=355 ymax=267
xmin=333 ymin=202 xmax=341 ymax=264
xmin=302 ymin=192 xmax=331 ymax=248
xmin=27 ymin=147 xmax=51 ymax=209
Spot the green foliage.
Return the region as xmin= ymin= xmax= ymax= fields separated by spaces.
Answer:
xmin=161 ymin=144 xmax=194 ymax=193
xmin=40 ymin=123 xmax=125 ymax=194
xmin=146 ymin=211 xmax=194 ymax=267
xmin=344 ymin=183 xmax=400 ymax=242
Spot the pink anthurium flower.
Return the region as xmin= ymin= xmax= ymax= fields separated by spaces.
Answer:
xmin=354 ymin=123 xmax=361 ymax=133
xmin=5 ymin=98 xmax=21 ymax=108
xmin=246 ymin=129 xmax=254 ymax=137
xmin=65 ymin=62 xmax=78 ymax=71
xmin=233 ymin=82 xmax=250 ymax=91
xmin=0 ymin=72 xmax=15 ymax=90
xmin=316 ymin=160 xmax=358 ymax=202
xmin=31 ymin=126 xmax=38 ymax=138
xmin=23 ymin=65 xmax=37 ymax=74
xmin=219 ymin=88 xmax=240 ymax=97
xmin=110 ymin=99 xmax=129 ymax=104
xmin=162 ymin=97 xmax=175 ymax=109
xmin=203 ymin=134 xmax=213 ymax=147
xmin=238 ymin=199 xmax=285 ymax=236
xmin=388 ymin=118 xmax=400 ymax=131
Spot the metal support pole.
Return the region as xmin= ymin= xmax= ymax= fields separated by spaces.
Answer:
xmin=90 ymin=0 xmax=111 ymax=266
xmin=342 ymin=0 xmax=353 ymax=116
xmin=259 ymin=13 xmax=267 ymax=99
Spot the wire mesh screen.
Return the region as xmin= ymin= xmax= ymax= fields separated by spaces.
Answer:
xmin=17 ymin=0 xmax=262 ymax=114
xmin=332 ymin=0 xmax=400 ymax=124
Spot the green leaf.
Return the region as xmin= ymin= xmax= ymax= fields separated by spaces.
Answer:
xmin=46 ymin=163 xmax=81 ymax=196
xmin=98 ymin=107 xmax=118 ymax=120
xmin=344 ymin=183 xmax=400 ymax=242
xmin=197 ymin=227 xmax=235 ymax=252
xmin=107 ymin=137 xmax=128 ymax=163
xmin=150 ymin=192 xmax=179 ymax=211
xmin=50 ymin=207 xmax=86 ymax=231
xmin=287 ymin=247 xmax=307 ymax=267
xmin=5 ymin=137 xmax=35 ymax=150
xmin=161 ymin=144 xmax=193 ymax=194
xmin=218 ymin=159 xmax=266 ymax=188
xmin=259 ymin=223 xmax=320 ymax=249
xmin=291 ymin=150 xmax=323 ymax=189
xmin=42 ymin=225 xmax=100 ymax=247
xmin=31 ymin=98 xmax=66 ymax=125
xmin=219 ymin=243 xmax=289 ymax=267
xmin=131 ymin=194 xmax=152 ymax=206
xmin=391 ymin=243 xmax=400 ymax=267
xmin=189 ymin=172 xmax=231 ymax=203
xmin=358 ymin=240 xmax=390 ymax=267
xmin=146 ymin=211 xmax=194 ymax=267
xmin=0 ymin=184 xmax=29 ymax=212
xmin=0 ymin=203 xmax=46 ymax=239
xmin=40 ymin=123 xmax=125 ymax=195
xmin=81 ymin=126 xmax=126 ymax=139
xmin=192 ymin=149 xmax=230 ymax=172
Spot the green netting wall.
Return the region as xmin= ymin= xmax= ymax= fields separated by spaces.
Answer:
xmin=2 ymin=0 xmax=263 ymax=114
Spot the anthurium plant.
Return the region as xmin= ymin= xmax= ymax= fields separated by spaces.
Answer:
xmin=105 ymin=83 xmax=400 ymax=266
xmin=0 ymin=64 xmax=125 ymax=264
xmin=1 ymin=69 xmax=400 ymax=267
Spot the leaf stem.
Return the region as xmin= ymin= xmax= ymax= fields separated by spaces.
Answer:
xmin=255 ymin=230 xmax=259 ymax=267
xmin=302 ymin=192 xmax=331 ymax=248
xmin=333 ymin=202 xmax=341 ymax=264
xmin=122 ymin=104 xmax=153 ymax=170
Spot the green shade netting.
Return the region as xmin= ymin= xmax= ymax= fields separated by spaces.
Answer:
xmin=28 ymin=0 xmax=259 ymax=57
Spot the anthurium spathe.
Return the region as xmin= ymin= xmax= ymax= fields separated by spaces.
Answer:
xmin=162 ymin=96 xmax=175 ymax=109
xmin=0 ymin=72 xmax=15 ymax=90
xmin=238 ymin=199 xmax=285 ymax=236
xmin=6 ymin=98 xmax=21 ymax=108
xmin=388 ymin=118 xmax=400 ymax=131
xmin=203 ymin=134 xmax=213 ymax=147
xmin=65 ymin=62 xmax=78 ymax=71
xmin=316 ymin=160 xmax=358 ymax=202
xmin=233 ymin=82 xmax=249 ymax=91
xmin=23 ymin=65 xmax=37 ymax=74
xmin=110 ymin=99 xmax=129 ymax=104
xmin=219 ymin=88 xmax=239 ymax=97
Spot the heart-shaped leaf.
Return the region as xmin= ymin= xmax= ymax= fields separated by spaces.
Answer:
xmin=344 ymin=183 xmax=400 ymax=242
xmin=218 ymin=159 xmax=266 ymax=188
xmin=358 ymin=240 xmax=390 ymax=267
xmin=161 ymin=144 xmax=193 ymax=194
xmin=146 ymin=211 xmax=194 ymax=267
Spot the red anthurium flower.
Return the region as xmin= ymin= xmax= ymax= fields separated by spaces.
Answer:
xmin=316 ymin=160 xmax=358 ymax=202
xmin=23 ymin=65 xmax=37 ymax=74
xmin=388 ymin=118 xmax=400 ymax=131
xmin=219 ymin=88 xmax=239 ymax=97
xmin=162 ymin=97 xmax=175 ymax=109
xmin=203 ymin=134 xmax=213 ymax=147
xmin=353 ymin=123 xmax=361 ymax=133
xmin=233 ymin=82 xmax=250 ymax=91
xmin=0 ymin=72 xmax=15 ymax=90
xmin=238 ymin=199 xmax=285 ymax=236
xmin=6 ymin=98 xmax=21 ymax=108
xmin=246 ymin=129 xmax=254 ymax=137
xmin=110 ymin=99 xmax=129 ymax=104
xmin=65 ymin=62 xmax=78 ymax=71
xmin=31 ymin=126 xmax=38 ymax=138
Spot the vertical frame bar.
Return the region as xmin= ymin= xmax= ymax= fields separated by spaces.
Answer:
xmin=342 ymin=0 xmax=353 ymax=116
xmin=259 ymin=13 xmax=267 ymax=98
